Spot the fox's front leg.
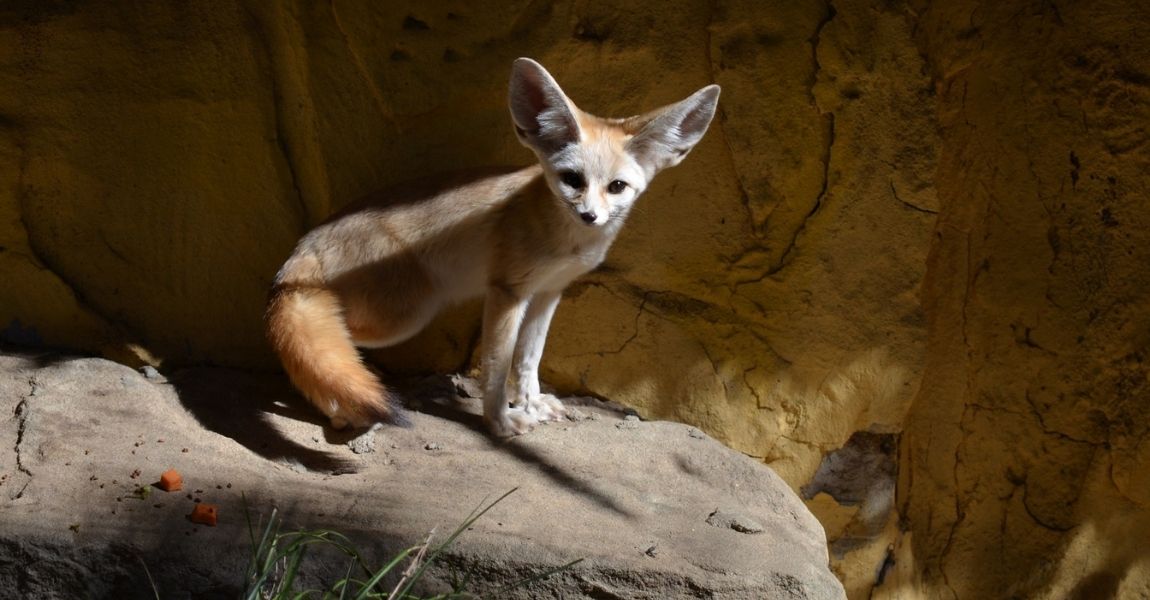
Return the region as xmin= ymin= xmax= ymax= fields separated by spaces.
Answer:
xmin=510 ymin=290 xmax=566 ymax=421
xmin=481 ymin=285 xmax=536 ymax=436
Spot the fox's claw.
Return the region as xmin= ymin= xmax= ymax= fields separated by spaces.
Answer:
xmin=523 ymin=393 xmax=566 ymax=422
xmin=487 ymin=408 xmax=537 ymax=437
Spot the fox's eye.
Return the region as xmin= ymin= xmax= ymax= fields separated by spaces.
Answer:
xmin=558 ymin=170 xmax=586 ymax=190
xmin=607 ymin=180 xmax=627 ymax=194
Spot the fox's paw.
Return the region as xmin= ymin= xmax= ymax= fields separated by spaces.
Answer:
xmin=523 ymin=393 xmax=566 ymax=422
xmin=486 ymin=408 xmax=537 ymax=438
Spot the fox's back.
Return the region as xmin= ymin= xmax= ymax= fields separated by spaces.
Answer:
xmin=278 ymin=165 xmax=544 ymax=295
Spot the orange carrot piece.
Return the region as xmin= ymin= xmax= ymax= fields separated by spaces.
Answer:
xmin=189 ymin=503 xmax=218 ymax=526
xmin=158 ymin=468 xmax=183 ymax=492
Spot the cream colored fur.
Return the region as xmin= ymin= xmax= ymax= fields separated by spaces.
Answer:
xmin=266 ymin=58 xmax=719 ymax=436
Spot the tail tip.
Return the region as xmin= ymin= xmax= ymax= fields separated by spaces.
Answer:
xmin=389 ymin=409 xmax=413 ymax=428
xmin=360 ymin=397 xmax=413 ymax=429
xmin=385 ymin=401 xmax=413 ymax=428
xmin=329 ymin=401 xmax=411 ymax=431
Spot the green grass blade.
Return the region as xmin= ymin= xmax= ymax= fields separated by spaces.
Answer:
xmin=245 ymin=505 xmax=284 ymax=600
xmin=337 ymin=556 xmax=358 ymax=600
xmin=393 ymin=488 xmax=517 ymax=599
xmin=487 ymin=557 xmax=584 ymax=597
xmin=137 ymin=555 xmax=160 ymax=600
xmin=279 ymin=539 xmax=309 ymax=592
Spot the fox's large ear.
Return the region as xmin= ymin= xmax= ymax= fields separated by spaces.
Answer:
xmin=508 ymin=58 xmax=581 ymax=155
xmin=626 ymin=85 xmax=721 ymax=173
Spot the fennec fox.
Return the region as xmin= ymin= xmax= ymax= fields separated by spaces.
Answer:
xmin=266 ymin=58 xmax=719 ymax=436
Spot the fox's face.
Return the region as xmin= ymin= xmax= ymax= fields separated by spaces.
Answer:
xmin=542 ymin=120 xmax=648 ymax=227
xmin=508 ymin=58 xmax=720 ymax=229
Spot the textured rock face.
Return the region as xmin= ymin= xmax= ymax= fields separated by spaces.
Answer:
xmin=894 ymin=2 xmax=1150 ymax=598
xmin=1 ymin=0 xmax=1146 ymax=598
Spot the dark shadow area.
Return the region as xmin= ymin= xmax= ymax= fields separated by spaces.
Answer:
xmin=168 ymin=366 xmax=356 ymax=474
xmin=388 ymin=373 xmax=488 ymax=432
xmin=491 ymin=435 xmax=636 ymax=519
xmin=1069 ymin=570 xmax=1121 ymax=600
xmin=0 ymin=492 xmax=421 ymax=600
xmin=0 ymin=343 xmax=83 ymax=369
xmin=801 ymin=431 xmax=898 ymax=558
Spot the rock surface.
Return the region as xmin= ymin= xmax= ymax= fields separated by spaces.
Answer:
xmin=0 ymin=352 xmax=844 ymax=599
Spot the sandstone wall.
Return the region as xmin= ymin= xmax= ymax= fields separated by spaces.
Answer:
xmin=1 ymin=1 xmax=1144 ymax=598
xmin=891 ymin=1 xmax=1150 ymax=598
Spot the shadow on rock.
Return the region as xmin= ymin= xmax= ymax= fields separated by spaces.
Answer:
xmin=395 ymin=373 xmax=637 ymax=518
xmin=168 ymin=367 xmax=356 ymax=474
xmin=496 ymin=435 xmax=636 ymax=518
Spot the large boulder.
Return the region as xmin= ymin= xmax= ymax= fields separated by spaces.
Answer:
xmin=0 ymin=353 xmax=844 ymax=598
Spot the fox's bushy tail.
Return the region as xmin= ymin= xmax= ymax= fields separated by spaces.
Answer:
xmin=266 ymin=280 xmax=408 ymax=430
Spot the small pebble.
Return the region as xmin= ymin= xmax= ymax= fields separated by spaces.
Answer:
xmin=347 ymin=431 xmax=377 ymax=455
xmin=616 ymin=415 xmax=640 ymax=430
xmin=450 ymin=374 xmax=483 ymax=398
xmin=424 ymin=442 xmax=442 ymax=451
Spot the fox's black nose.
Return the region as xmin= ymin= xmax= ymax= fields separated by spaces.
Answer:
xmin=579 ymin=211 xmax=597 ymax=224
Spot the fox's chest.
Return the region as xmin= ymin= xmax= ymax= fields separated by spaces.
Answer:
xmin=533 ymin=255 xmax=596 ymax=292
xmin=529 ymin=239 xmax=611 ymax=293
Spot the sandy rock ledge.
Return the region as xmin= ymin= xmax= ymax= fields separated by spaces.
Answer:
xmin=0 ymin=353 xmax=844 ymax=599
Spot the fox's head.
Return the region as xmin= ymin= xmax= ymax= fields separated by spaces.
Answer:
xmin=509 ymin=58 xmax=720 ymax=228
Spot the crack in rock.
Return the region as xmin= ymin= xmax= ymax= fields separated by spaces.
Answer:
xmin=328 ymin=0 xmax=396 ymax=126
xmin=767 ymin=112 xmax=835 ymax=276
xmin=706 ymin=508 xmax=765 ymax=534
xmin=10 ymin=378 xmax=37 ymax=500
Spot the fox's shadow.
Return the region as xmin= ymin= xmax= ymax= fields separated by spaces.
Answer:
xmin=168 ymin=366 xmax=359 ymax=473
xmin=171 ymin=366 xmax=635 ymax=517
xmin=394 ymin=373 xmax=639 ymax=518
xmin=167 ymin=367 xmax=487 ymax=472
